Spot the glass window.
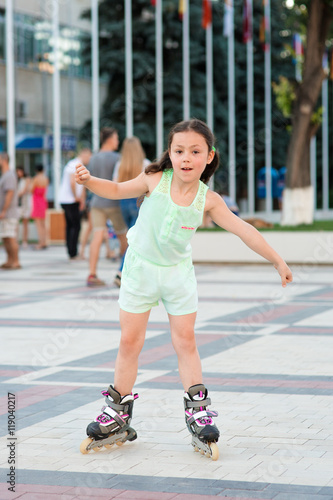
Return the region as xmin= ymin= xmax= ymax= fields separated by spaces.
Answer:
xmin=1 ymin=10 xmax=92 ymax=79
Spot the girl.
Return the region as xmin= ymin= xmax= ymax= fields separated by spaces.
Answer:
xmin=76 ymin=119 xmax=292 ymax=459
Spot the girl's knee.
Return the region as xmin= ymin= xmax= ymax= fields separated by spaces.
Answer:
xmin=172 ymin=329 xmax=196 ymax=353
xmin=119 ymin=332 xmax=144 ymax=356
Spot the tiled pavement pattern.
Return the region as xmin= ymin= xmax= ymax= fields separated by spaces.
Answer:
xmin=0 ymin=246 xmax=333 ymax=500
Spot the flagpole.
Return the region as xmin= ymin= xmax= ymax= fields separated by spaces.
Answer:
xmin=264 ymin=0 xmax=272 ymax=213
xmin=156 ymin=0 xmax=163 ymax=157
xmin=310 ymin=136 xmax=317 ymax=212
xmin=206 ymin=21 xmax=213 ymax=131
xmin=125 ymin=0 xmax=133 ymax=137
xmin=52 ymin=0 xmax=61 ymax=209
xmin=227 ymin=0 xmax=236 ymax=203
xmin=91 ymin=0 xmax=100 ymax=152
xmin=183 ymin=0 xmax=190 ymax=120
xmin=246 ymin=0 xmax=254 ymax=214
xmin=322 ymin=75 xmax=329 ymax=212
xmin=5 ymin=0 xmax=15 ymax=170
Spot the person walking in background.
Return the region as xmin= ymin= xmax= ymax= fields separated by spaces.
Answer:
xmin=112 ymin=136 xmax=150 ymax=287
xmin=0 ymin=153 xmax=21 ymax=269
xmin=59 ymin=148 xmax=92 ymax=260
xmin=16 ymin=166 xmax=32 ymax=247
xmin=87 ymin=127 xmax=128 ymax=287
xmin=31 ymin=164 xmax=49 ymax=250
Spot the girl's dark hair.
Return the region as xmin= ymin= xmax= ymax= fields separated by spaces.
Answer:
xmin=35 ymin=164 xmax=44 ymax=173
xmin=145 ymin=119 xmax=220 ymax=185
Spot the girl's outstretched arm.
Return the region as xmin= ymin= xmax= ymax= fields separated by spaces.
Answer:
xmin=206 ymin=191 xmax=293 ymax=287
xmin=75 ymin=164 xmax=149 ymax=200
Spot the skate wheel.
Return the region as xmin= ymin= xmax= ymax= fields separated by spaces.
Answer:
xmin=200 ymin=449 xmax=205 ymax=455
xmin=80 ymin=437 xmax=93 ymax=454
xmin=116 ymin=440 xmax=124 ymax=446
xmin=209 ymin=442 xmax=219 ymax=461
xmin=194 ymin=446 xmax=199 ymax=452
xmin=93 ymin=445 xmax=103 ymax=452
xmin=104 ymin=444 xmax=114 ymax=449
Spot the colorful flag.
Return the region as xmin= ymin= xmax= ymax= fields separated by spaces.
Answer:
xmin=242 ymin=0 xmax=252 ymax=43
xmin=259 ymin=0 xmax=270 ymax=51
xmin=223 ymin=0 xmax=233 ymax=38
xmin=323 ymin=49 xmax=329 ymax=76
xmin=202 ymin=0 xmax=212 ymax=29
xmin=179 ymin=0 xmax=186 ymax=20
xmin=292 ymin=33 xmax=303 ymax=63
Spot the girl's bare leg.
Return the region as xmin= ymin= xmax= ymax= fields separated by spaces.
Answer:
xmin=168 ymin=312 xmax=202 ymax=391
xmin=114 ymin=309 xmax=150 ymax=395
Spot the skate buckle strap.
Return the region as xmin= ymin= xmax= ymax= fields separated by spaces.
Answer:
xmin=102 ymin=391 xmax=138 ymax=409
xmin=186 ymin=409 xmax=218 ymax=426
xmin=185 ymin=397 xmax=211 ymax=410
xmin=96 ymin=406 xmax=128 ymax=428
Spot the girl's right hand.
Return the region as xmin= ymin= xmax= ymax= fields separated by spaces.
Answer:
xmin=76 ymin=163 xmax=91 ymax=185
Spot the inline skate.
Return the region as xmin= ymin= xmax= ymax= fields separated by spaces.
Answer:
xmin=80 ymin=384 xmax=138 ymax=454
xmin=184 ymin=384 xmax=220 ymax=460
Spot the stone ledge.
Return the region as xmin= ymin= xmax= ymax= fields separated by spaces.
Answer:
xmin=192 ymin=231 xmax=333 ymax=264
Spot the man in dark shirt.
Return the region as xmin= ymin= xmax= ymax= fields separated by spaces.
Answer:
xmin=87 ymin=128 xmax=127 ymax=286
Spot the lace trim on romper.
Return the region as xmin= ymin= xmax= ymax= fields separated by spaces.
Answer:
xmin=193 ymin=182 xmax=207 ymax=212
xmin=155 ymin=169 xmax=172 ymax=194
xmin=155 ymin=169 xmax=208 ymax=212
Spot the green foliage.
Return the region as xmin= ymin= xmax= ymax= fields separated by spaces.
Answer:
xmin=272 ymin=76 xmax=296 ymax=118
xmin=198 ymin=219 xmax=333 ymax=231
xmin=80 ymin=0 xmax=295 ymax=196
xmin=272 ymin=73 xmax=323 ymax=131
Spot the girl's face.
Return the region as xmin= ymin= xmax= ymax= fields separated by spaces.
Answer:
xmin=169 ymin=131 xmax=214 ymax=183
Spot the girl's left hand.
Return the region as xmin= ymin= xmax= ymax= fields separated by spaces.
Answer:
xmin=274 ymin=261 xmax=293 ymax=287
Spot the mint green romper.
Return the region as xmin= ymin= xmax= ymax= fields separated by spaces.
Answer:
xmin=119 ymin=169 xmax=209 ymax=315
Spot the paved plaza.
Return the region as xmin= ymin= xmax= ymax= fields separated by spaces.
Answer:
xmin=0 ymin=244 xmax=333 ymax=499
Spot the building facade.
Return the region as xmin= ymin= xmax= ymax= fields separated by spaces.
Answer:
xmin=0 ymin=0 xmax=107 ymax=201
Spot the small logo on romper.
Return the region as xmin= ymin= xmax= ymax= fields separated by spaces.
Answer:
xmin=181 ymin=226 xmax=195 ymax=230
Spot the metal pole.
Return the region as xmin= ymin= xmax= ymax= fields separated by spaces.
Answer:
xmin=52 ymin=0 xmax=61 ymax=209
xmin=310 ymin=136 xmax=317 ymax=212
xmin=264 ymin=0 xmax=272 ymax=213
xmin=246 ymin=0 xmax=254 ymax=214
xmin=5 ymin=0 xmax=15 ymax=170
xmin=206 ymin=22 xmax=213 ymax=132
xmin=156 ymin=0 xmax=163 ymax=157
xmin=91 ymin=0 xmax=100 ymax=152
xmin=228 ymin=0 xmax=236 ymax=202
xmin=322 ymin=77 xmax=329 ymax=211
xmin=125 ymin=0 xmax=133 ymax=137
xmin=183 ymin=0 xmax=190 ymax=120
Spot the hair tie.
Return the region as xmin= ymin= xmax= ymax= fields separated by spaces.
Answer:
xmin=212 ymin=146 xmax=216 ymax=152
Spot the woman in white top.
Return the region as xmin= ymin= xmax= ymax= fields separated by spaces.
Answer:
xmin=16 ymin=166 xmax=31 ymax=247
xmin=59 ymin=148 xmax=91 ymax=259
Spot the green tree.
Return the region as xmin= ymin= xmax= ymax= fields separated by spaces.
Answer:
xmin=80 ymin=0 xmax=294 ymax=202
xmin=276 ymin=0 xmax=333 ymax=225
